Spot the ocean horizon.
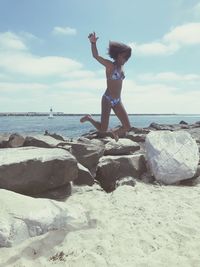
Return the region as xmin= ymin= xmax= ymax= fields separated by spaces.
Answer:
xmin=0 ymin=114 xmax=200 ymax=139
xmin=1 ymin=112 xmax=200 ymax=116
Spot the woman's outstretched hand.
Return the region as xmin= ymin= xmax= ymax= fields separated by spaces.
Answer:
xmin=88 ymin=32 xmax=99 ymax=43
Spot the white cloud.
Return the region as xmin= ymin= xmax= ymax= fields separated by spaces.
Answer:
xmin=0 ymin=51 xmax=83 ymax=76
xmin=0 ymin=73 xmax=199 ymax=113
xmin=0 ymin=80 xmax=103 ymax=112
xmin=19 ymin=31 xmax=41 ymax=42
xmin=0 ymin=31 xmax=84 ymax=77
xmin=61 ymin=70 xmax=97 ymax=79
xmin=137 ymin=72 xmax=200 ymax=82
xmin=0 ymin=32 xmax=27 ymax=51
xmin=164 ymin=23 xmax=200 ymax=45
xmin=57 ymin=78 xmax=105 ymax=90
xmin=52 ymin=26 xmax=77 ymax=36
xmin=0 ymin=30 xmax=199 ymax=114
xmin=132 ymin=42 xmax=179 ymax=56
xmin=130 ymin=22 xmax=200 ymax=56
xmin=123 ymin=80 xmax=200 ymax=114
xmin=0 ymin=82 xmax=49 ymax=92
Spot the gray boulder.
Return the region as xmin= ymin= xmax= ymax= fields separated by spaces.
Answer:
xmin=185 ymin=128 xmax=200 ymax=144
xmin=129 ymin=127 xmax=150 ymax=134
xmin=44 ymin=130 xmax=65 ymax=141
xmin=96 ymin=153 xmax=146 ymax=192
xmin=8 ymin=133 xmax=25 ymax=148
xmin=179 ymin=120 xmax=188 ymax=125
xmin=0 ymin=147 xmax=78 ymax=196
xmin=145 ymin=131 xmax=199 ymax=184
xmin=24 ymin=134 xmax=67 ymax=148
xmin=66 ymin=139 xmax=105 ymax=175
xmin=33 ymin=182 xmax=72 ymax=200
xmin=149 ymin=123 xmax=180 ymax=131
xmin=0 ymin=134 xmax=10 ymax=148
xmin=73 ymin=163 xmax=94 ymax=186
xmin=126 ymin=132 xmax=147 ymax=143
xmin=104 ymin=138 xmax=140 ymax=155
xmin=0 ymin=189 xmax=87 ymax=247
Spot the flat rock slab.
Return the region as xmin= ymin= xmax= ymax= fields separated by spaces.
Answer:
xmin=145 ymin=131 xmax=199 ymax=184
xmin=0 ymin=147 xmax=78 ymax=195
xmin=24 ymin=134 xmax=67 ymax=148
xmin=104 ymin=138 xmax=140 ymax=155
xmin=0 ymin=189 xmax=87 ymax=247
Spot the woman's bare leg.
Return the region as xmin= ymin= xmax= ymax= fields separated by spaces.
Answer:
xmin=80 ymin=95 xmax=112 ymax=132
xmin=112 ymin=102 xmax=131 ymax=137
xmin=80 ymin=114 xmax=101 ymax=130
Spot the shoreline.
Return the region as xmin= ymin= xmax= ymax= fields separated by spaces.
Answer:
xmin=0 ymin=112 xmax=200 ymax=117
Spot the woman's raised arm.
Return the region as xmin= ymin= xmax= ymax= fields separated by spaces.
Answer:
xmin=88 ymin=32 xmax=112 ymax=68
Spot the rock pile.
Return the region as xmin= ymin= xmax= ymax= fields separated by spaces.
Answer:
xmin=0 ymin=121 xmax=199 ymax=196
xmin=0 ymin=121 xmax=200 ymax=247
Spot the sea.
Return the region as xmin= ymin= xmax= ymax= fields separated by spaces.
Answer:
xmin=0 ymin=114 xmax=200 ymax=139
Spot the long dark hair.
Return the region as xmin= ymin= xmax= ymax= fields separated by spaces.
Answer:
xmin=108 ymin=41 xmax=132 ymax=61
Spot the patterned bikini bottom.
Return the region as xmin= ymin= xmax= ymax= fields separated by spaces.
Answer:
xmin=103 ymin=93 xmax=121 ymax=107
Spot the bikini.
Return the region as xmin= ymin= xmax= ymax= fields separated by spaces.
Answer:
xmin=104 ymin=66 xmax=125 ymax=107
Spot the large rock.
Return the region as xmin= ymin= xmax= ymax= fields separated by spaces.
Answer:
xmin=73 ymin=163 xmax=94 ymax=186
xmin=0 ymin=134 xmax=10 ymax=148
xmin=0 ymin=147 xmax=78 ymax=196
xmin=149 ymin=123 xmax=176 ymax=131
xmin=66 ymin=139 xmax=105 ymax=175
xmin=104 ymin=138 xmax=140 ymax=155
xmin=33 ymin=182 xmax=72 ymax=200
xmin=0 ymin=189 xmax=87 ymax=247
xmin=145 ymin=131 xmax=199 ymax=184
xmin=126 ymin=132 xmax=146 ymax=143
xmin=185 ymin=128 xmax=200 ymax=144
xmin=0 ymin=133 xmax=25 ymax=148
xmin=44 ymin=130 xmax=65 ymax=141
xmin=96 ymin=153 xmax=146 ymax=192
xmin=8 ymin=133 xmax=25 ymax=148
xmin=24 ymin=134 xmax=67 ymax=148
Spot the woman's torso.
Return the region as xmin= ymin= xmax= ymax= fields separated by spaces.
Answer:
xmin=105 ymin=63 xmax=125 ymax=98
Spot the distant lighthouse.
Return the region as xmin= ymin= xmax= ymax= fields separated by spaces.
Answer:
xmin=48 ymin=107 xmax=54 ymax=119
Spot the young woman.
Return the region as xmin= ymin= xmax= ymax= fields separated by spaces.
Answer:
xmin=80 ymin=32 xmax=132 ymax=140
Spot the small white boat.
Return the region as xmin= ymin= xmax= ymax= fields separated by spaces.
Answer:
xmin=48 ymin=108 xmax=54 ymax=119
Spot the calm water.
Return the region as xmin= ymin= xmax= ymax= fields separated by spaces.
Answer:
xmin=0 ymin=115 xmax=200 ymax=138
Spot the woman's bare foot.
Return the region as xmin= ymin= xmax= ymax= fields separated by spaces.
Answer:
xmin=110 ymin=129 xmax=119 ymax=142
xmin=80 ymin=114 xmax=91 ymax=123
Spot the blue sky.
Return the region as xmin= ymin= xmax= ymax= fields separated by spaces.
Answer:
xmin=0 ymin=0 xmax=200 ymax=113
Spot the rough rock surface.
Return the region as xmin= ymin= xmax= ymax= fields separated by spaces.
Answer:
xmin=104 ymin=138 xmax=140 ymax=155
xmin=96 ymin=154 xmax=146 ymax=192
xmin=66 ymin=139 xmax=105 ymax=175
xmin=33 ymin=182 xmax=72 ymax=200
xmin=0 ymin=147 xmax=78 ymax=196
xmin=73 ymin=163 xmax=94 ymax=186
xmin=145 ymin=131 xmax=199 ymax=184
xmin=24 ymin=134 xmax=67 ymax=148
xmin=0 ymin=189 xmax=87 ymax=247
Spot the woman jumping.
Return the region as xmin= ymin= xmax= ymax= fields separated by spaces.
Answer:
xmin=80 ymin=32 xmax=132 ymax=140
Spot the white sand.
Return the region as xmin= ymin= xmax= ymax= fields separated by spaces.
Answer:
xmin=0 ymin=181 xmax=200 ymax=267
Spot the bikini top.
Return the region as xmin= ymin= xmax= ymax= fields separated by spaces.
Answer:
xmin=108 ymin=66 xmax=125 ymax=81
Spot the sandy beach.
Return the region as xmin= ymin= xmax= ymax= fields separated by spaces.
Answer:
xmin=0 ymin=181 xmax=200 ymax=267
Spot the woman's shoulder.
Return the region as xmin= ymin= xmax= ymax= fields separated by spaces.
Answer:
xmin=105 ymin=61 xmax=115 ymax=70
